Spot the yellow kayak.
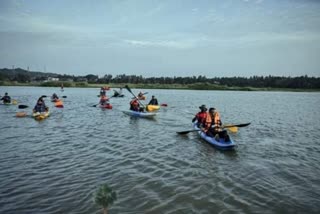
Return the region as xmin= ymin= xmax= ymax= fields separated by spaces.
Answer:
xmin=146 ymin=105 xmax=160 ymax=112
xmin=33 ymin=111 xmax=50 ymax=120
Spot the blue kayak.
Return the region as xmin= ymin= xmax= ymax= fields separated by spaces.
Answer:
xmin=122 ymin=110 xmax=157 ymax=118
xmin=193 ymin=123 xmax=236 ymax=150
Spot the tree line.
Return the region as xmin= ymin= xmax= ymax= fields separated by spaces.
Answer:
xmin=1 ymin=68 xmax=319 ymax=89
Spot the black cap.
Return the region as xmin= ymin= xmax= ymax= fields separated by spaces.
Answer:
xmin=199 ymin=104 xmax=207 ymax=110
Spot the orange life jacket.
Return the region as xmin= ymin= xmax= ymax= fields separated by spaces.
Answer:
xmin=204 ymin=113 xmax=213 ymax=132
xmin=212 ymin=111 xmax=223 ymax=132
xmin=213 ymin=112 xmax=221 ymax=126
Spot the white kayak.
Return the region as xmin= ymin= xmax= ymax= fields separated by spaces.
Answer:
xmin=122 ymin=110 xmax=157 ymax=118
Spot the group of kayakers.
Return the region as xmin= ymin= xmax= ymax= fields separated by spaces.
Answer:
xmin=192 ymin=104 xmax=230 ymax=142
xmin=129 ymin=93 xmax=159 ymax=112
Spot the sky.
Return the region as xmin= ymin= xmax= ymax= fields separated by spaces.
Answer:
xmin=0 ymin=0 xmax=319 ymax=77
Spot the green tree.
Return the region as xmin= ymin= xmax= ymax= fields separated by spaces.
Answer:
xmin=94 ymin=184 xmax=117 ymax=214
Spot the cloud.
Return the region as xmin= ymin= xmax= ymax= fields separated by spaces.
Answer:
xmin=123 ymin=39 xmax=198 ymax=49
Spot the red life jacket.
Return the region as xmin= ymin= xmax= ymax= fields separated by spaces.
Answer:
xmin=196 ymin=112 xmax=207 ymax=126
xmin=130 ymin=99 xmax=139 ymax=110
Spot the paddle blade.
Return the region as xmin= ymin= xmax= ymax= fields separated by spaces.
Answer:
xmin=18 ymin=105 xmax=29 ymax=109
xmin=62 ymin=96 xmax=67 ymax=98
xmin=161 ymin=103 xmax=168 ymax=107
xmin=223 ymin=123 xmax=251 ymax=128
xmin=227 ymin=126 xmax=238 ymax=133
xmin=41 ymin=95 xmax=47 ymax=98
xmin=176 ymin=130 xmax=199 ymax=134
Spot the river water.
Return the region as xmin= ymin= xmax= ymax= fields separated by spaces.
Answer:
xmin=0 ymin=86 xmax=320 ymax=214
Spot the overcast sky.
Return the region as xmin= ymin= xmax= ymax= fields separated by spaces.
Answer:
xmin=0 ymin=0 xmax=319 ymax=77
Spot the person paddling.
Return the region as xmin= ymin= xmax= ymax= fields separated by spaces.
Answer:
xmin=130 ymin=98 xmax=144 ymax=112
xmin=100 ymin=87 xmax=106 ymax=97
xmin=192 ymin=104 xmax=208 ymax=128
xmin=51 ymin=93 xmax=59 ymax=101
xmin=33 ymin=97 xmax=48 ymax=113
xmin=99 ymin=95 xmax=109 ymax=106
xmin=204 ymin=107 xmax=230 ymax=142
xmin=113 ymin=87 xmax=123 ymax=97
xmin=148 ymin=95 xmax=158 ymax=105
xmin=1 ymin=92 xmax=11 ymax=104
xmin=137 ymin=91 xmax=146 ymax=100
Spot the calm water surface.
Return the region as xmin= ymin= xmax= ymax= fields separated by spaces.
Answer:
xmin=0 ymin=86 xmax=320 ymax=214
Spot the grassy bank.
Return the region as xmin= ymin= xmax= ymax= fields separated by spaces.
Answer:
xmin=0 ymin=81 xmax=319 ymax=92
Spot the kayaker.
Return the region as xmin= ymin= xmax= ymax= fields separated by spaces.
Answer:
xmin=130 ymin=98 xmax=143 ymax=112
xmin=1 ymin=92 xmax=11 ymax=104
xmin=192 ymin=104 xmax=208 ymax=127
xmin=148 ymin=95 xmax=158 ymax=105
xmin=137 ymin=91 xmax=145 ymax=99
xmin=99 ymin=95 xmax=109 ymax=105
xmin=113 ymin=88 xmax=122 ymax=97
xmin=33 ymin=97 xmax=48 ymax=113
xmin=100 ymin=87 xmax=106 ymax=97
xmin=51 ymin=93 xmax=59 ymax=100
xmin=204 ymin=107 xmax=230 ymax=142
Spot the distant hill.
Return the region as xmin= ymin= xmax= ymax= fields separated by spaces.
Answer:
xmin=0 ymin=68 xmax=59 ymax=79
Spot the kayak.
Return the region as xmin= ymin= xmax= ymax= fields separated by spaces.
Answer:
xmin=193 ymin=123 xmax=235 ymax=150
xmin=99 ymin=103 xmax=112 ymax=109
xmin=1 ymin=100 xmax=17 ymax=105
xmin=111 ymin=94 xmax=124 ymax=98
xmin=122 ymin=110 xmax=157 ymax=118
xmin=54 ymin=100 xmax=64 ymax=108
xmin=16 ymin=112 xmax=27 ymax=117
xmin=146 ymin=105 xmax=160 ymax=112
xmin=33 ymin=111 xmax=50 ymax=121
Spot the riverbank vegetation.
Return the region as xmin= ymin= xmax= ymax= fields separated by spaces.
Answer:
xmin=1 ymin=68 xmax=319 ymax=91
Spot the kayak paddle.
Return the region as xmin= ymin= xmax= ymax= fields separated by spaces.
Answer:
xmin=177 ymin=123 xmax=251 ymax=135
xmin=18 ymin=105 xmax=29 ymax=109
xmin=177 ymin=129 xmax=200 ymax=134
xmin=223 ymin=123 xmax=251 ymax=128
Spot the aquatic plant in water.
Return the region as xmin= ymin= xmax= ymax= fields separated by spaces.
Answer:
xmin=94 ymin=184 xmax=117 ymax=214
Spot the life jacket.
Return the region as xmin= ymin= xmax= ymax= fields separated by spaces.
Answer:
xmin=130 ymin=99 xmax=139 ymax=111
xmin=213 ymin=112 xmax=221 ymax=126
xmin=204 ymin=113 xmax=213 ymax=132
xmin=212 ymin=111 xmax=223 ymax=132
xmin=196 ymin=111 xmax=207 ymax=127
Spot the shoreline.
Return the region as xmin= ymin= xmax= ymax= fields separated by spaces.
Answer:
xmin=0 ymin=81 xmax=319 ymax=92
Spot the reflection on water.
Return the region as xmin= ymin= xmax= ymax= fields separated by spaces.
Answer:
xmin=1 ymin=87 xmax=320 ymax=213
